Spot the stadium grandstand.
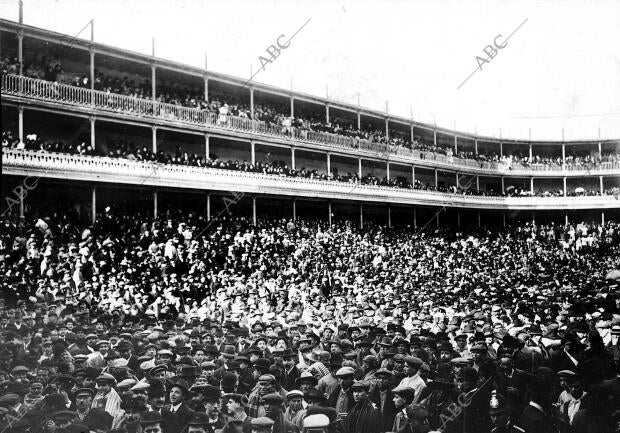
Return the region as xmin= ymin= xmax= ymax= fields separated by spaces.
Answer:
xmin=1 ymin=15 xmax=620 ymax=433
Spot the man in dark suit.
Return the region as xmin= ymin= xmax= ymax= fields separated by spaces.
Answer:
xmin=546 ymin=336 xmax=583 ymax=373
xmin=495 ymin=354 xmax=531 ymax=409
xmin=281 ymin=348 xmax=301 ymax=391
xmin=162 ymin=377 xmax=194 ymax=433
xmin=373 ymin=368 xmax=397 ymax=432
xmin=117 ymin=340 xmax=141 ymax=373
xmin=73 ymin=387 xmax=113 ymax=431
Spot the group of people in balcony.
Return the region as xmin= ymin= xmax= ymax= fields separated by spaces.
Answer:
xmin=5 ymin=130 xmax=620 ymax=200
xmin=4 ymin=54 xmax=620 ymax=172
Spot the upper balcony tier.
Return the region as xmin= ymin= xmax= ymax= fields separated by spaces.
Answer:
xmin=1 ymin=18 xmax=619 ymax=175
xmin=3 ymin=74 xmax=620 ymax=179
xmin=4 ymin=149 xmax=620 ymax=211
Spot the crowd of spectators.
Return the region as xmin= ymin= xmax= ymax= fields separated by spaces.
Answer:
xmin=5 ymin=54 xmax=620 ymax=171
xmin=0 ymin=207 xmax=619 ymax=432
xmin=6 ymin=131 xmax=620 ymax=199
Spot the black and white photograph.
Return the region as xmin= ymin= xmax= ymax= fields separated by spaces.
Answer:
xmin=1 ymin=1 xmax=620 ymax=432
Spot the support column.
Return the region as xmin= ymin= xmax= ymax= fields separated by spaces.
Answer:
xmin=151 ymin=64 xmax=156 ymax=100
xmin=454 ymin=133 xmax=457 ymax=154
xmin=293 ymin=199 xmax=297 ymax=220
xmin=388 ymin=207 xmax=392 ymax=229
xmin=17 ymin=31 xmax=23 ymax=76
xmin=204 ymin=76 xmax=209 ymax=103
xmin=151 ymin=126 xmax=157 ymax=154
xmin=89 ymin=48 xmax=95 ymax=90
xmin=385 ymin=118 xmax=389 ymax=141
xmin=386 ymin=163 xmax=390 ymax=181
xmin=206 ymin=194 xmax=211 ymax=221
xmin=457 ymin=211 xmax=461 ymax=227
xmin=357 ymin=112 xmax=361 ymax=130
xmin=252 ymin=197 xmax=257 ymax=226
xmin=290 ymin=96 xmax=294 ymax=117
xmin=474 ymin=139 xmax=478 ymax=155
xmin=251 ymin=141 xmax=256 ymax=164
xmin=599 ymin=176 xmax=604 ymax=195
xmin=456 ymin=172 xmax=459 ymax=189
xmin=500 ymin=142 xmax=503 ymax=158
xmin=532 ymin=212 xmax=536 ymax=225
xmin=91 ymin=186 xmax=97 ymax=224
xmin=328 ymin=201 xmax=332 ymax=226
xmin=18 ymin=106 xmax=24 ymax=143
xmin=410 ymin=125 xmax=414 ymax=143
xmin=205 ymin=134 xmax=210 ymax=159
xmin=501 ymin=177 xmax=505 ymax=194
xmin=411 ymin=166 xmax=415 ymax=186
xmin=502 ymin=213 xmax=506 ymax=227
xmin=327 ymin=153 xmax=331 ymax=178
xmin=434 ymin=169 xmax=438 ymax=188
xmin=601 ymin=211 xmax=605 ymax=225
xmin=478 ymin=212 xmax=481 ymax=228
xmin=530 ymin=177 xmax=534 ymax=195
xmin=565 ymin=213 xmax=569 ymax=225
xmin=529 ymin=143 xmax=533 ymax=160
xmin=358 ymin=158 xmax=362 ymax=178
xmin=326 ymin=104 xmax=330 ymax=124
xmin=19 ymin=183 xmax=24 ymax=219
xmin=433 ymin=128 xmax=437 ymax=147
xmin=598 ymin=141 xmax=602 ymax=158
xmin=153 ymin=190 xmax=158 ymax=220
xmin=563 ymin=177 xmax=567 ymax=197
xmin=90 ymin=117 xmax=95 ymax=150
xmin=476 ymin=176 xmax=480 ymax=191
xmin=562 ymin=143 xmax=566 ymax=166
xmin=413 ymin=207 xmax=417 ymax=229
xmin=359 ymin=204 xmax=363 ymax=229
xmin=291 ymin=147 xmax=296 ymax=170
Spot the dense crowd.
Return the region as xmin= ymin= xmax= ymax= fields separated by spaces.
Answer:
xmin=3 ymin=55 xmax=620 ymax=170
xmin=0 ymin=206 xmax=619 ymax=433
xmin=5 ymin=131 xmax=620 ymax=198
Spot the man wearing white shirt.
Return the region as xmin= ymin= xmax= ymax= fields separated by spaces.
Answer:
xmin=398 ymin=356 xmax=427 ymax=403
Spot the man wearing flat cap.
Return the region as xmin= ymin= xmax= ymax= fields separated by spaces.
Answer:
xmin=343 ymin=381 xmax=380 ymax=433
xmin=262 ymin=393 xmax=296 ymax=433
xmin=92 ymin=372 xmax=123 ymax=418
xmin=86 ymin=340 xmax=110 ymax=369
xmin=251 ymin=416 xmax=275 ymax=433
xmin=73 ymin=387 xmax=113 ymax=431
xmin=328 ymin=367 xmax=355 ymax=417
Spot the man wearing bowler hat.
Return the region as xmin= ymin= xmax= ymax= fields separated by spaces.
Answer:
xmin=162 ymin=377 xmax=194 ymax=433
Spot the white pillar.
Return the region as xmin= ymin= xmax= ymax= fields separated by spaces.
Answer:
xmin=91 ymin=186 xmax=96 ymax=224
xmin=454 ymin=133 xmax=457 ymax=154
xmin=385 ymin=118 xmax=389 ymax=141
xmin=474 ymin=139 xmax=478 ymax=155
xmin=601 ymin=211 xmax=605 ymax=225
xmin=89 ymin=48 xmax=95 ymax=90
xmin=152 ymin=126 xmax=157 ymax=154
xmin=290 ymin=96 xmax=294 ymax=117
xmin=529 ymin=143 xmax=533 ymax=160
xmin=434 ymin=169 xmax=438 ymax=188
xmin=477 ymin=212 xmax=481 ymax=228
xmin=326 ymin=104 xmax=330 ymax=124
xmin=562 ymin=143 xmax=566 ymax=166
xmin=501 ymin=176 xmax=505 ymax=194
xmin=204 ymin=76 xmax=209 ymax=102
xmin=388 ymin=207 xmax=392 ymax=228
xmin=413 ymin=207 xmax=417 ymax=229
xmin=358 ymin=158 xmax=362 ymax=178
xmin=600 ymin=176 xmax=604 ymax=195
xmin=251 ymin=141 xmax=256 ymax=164
xmin=291 ymin=147 xmax=296 ymax=170
xmin=17 ymin=31 xmax=23 ymax=76
xmin=153 ymin=190 xmax=158 ymax=219
xmin=151 ymin=64 xmax=156 ymax=100
xmin=456 ymin=172 xmax=459 ymax=189
xmin=386 ymin=163 xmax=390 ymax=180
xmin=500 ymin=142 xmax=503 ymax=158
xmin=18 ymin=106 xmax=24 ymax=143
xmin=433 ymin=129 xmax=437 ymax=147
xmin=293 ymin=199 xmax=297 ymax=220
xmin=565 ymin=213 xmax=569 ymax=225
xmin=205 ymin=134 xmax=210 ymax=159
xmin=411 ymin=166 xmax=415 ymax=186
xmin=563 ymin=177 xmax=567 ymax=197
xmin=457 ymin=211 xmax=461 ymax=227
xmin=410 ymin=125 xmax=414 ymax=143
xmin=328 ymin=201 xmax=332 ymax=226
xmin=206 ymin=194 xmax=211 ymax=221
xmin=90 ymin=117 xmax=95 ymax=150
xmin=360 ymin=203 xmax=363 ymax=228
xmin=357 ymin=112 xmax=361 ymax=130
xmin=252 ymin=197 xmax=257 ymax=226
xmin=327 ymin=153 xmax=331 ymax=178
xmin=598 ymin=142 xmax=602 ymax=157
xmin=476 ymin=176 xmax=480 ymax=191
xmin=530 ymin=177 xmax=534 ymax=195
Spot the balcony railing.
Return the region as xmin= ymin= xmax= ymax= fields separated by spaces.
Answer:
xmin=4 ymin=149 xmax=620 ymax=209
xmin=3 ymin=74 xmax=620 ymax=176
